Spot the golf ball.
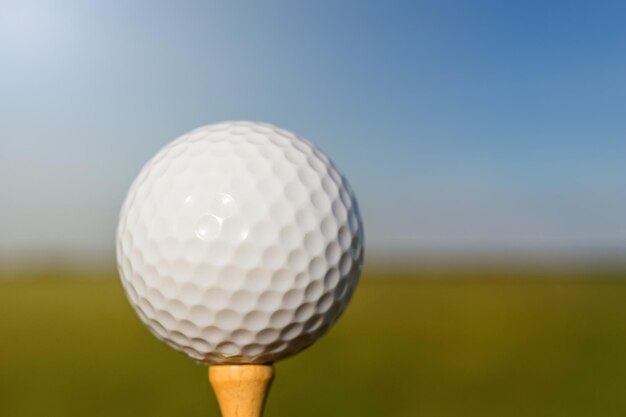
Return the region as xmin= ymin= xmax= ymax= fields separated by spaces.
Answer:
xmin=117 ymin=121 xmax=364 ymax=364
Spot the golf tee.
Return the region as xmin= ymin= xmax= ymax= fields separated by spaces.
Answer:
xmin=209 ymin=364 xmax=274 ymax=417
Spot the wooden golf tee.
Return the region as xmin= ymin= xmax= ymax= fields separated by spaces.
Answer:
xmin=209 ymin=364 xmax=275 ymax=417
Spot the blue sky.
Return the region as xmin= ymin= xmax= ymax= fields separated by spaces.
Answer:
xmin=1 ymin=0 xmax=625 ymax=257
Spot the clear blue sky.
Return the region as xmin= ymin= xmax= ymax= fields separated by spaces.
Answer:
xmin=1 ymin=0 xmax=625 ymax=257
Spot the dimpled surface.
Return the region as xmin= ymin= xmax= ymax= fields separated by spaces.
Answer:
xmin=117 ymin=121 xmax=364 ymax=364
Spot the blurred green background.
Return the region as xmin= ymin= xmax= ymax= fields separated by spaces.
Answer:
xmin=2 ymin=266 xmax=626 ymax=417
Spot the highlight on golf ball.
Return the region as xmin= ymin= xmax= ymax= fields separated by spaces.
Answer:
xmin=116 ymin=121 xmax=364 ymax=364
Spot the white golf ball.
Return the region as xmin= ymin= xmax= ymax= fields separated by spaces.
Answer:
xmin=117 ymin=121 xmax=364 ymax=364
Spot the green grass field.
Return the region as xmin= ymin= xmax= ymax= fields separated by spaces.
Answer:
xmin=2 ymin=267 xmax=626 ymax=417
